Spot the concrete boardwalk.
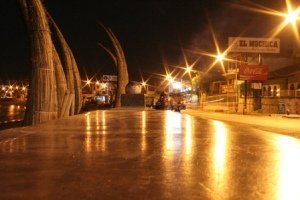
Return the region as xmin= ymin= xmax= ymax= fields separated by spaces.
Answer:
xmin=183 ymin=109 xmax=300 ymax=137
xmin=1 ymin=108 xmax=300 ymax=199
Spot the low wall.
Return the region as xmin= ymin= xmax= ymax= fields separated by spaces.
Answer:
xmin=202 ymin=96 xmax=300 ymax=114
xmin=261 ymin=98 xmax=300 ymax=114
xmin=121 ymin=94 xmax=145 ymax=107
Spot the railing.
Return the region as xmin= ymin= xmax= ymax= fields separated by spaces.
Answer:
xmin=202 ymin=94 xmax=238 ymax=112
xmin=202 ymin=90 xmax=300 ymax=114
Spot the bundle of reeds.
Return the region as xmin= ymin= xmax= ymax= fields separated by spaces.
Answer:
xmin=48 ymin=15 xmax=82 ymax=116
xmin=19 ymin=0 xmax=58 ymax=125
xmin=18 ymin=0 xmax=82 ymax=125
xmin=71 ymin=54 xmax=82 ymax=114
xmin=99 ymin=24 xmax=129 ymax=107
xmin=52 ymin=46 xmax=68 ymax=118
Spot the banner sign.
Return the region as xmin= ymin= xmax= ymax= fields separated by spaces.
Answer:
xmin=228 ymin=37 xmax=280 ymax=53
xmin=102 ymin=75 xmax=117 ymax=82
xmin=239 ymin=65 xmax=268 ymax=81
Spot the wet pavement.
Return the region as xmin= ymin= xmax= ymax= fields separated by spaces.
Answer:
xmin=1 ymin=109 xmax=300 ymax=199
xmin=183 ymin=109 xmax=300 ymax=138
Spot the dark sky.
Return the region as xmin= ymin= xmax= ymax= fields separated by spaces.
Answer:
xmin=0 ymin=0 xmax=292 ymax=81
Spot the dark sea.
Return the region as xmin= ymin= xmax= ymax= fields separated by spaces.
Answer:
xmin=0 ymin=102 xmax=26 ymax=131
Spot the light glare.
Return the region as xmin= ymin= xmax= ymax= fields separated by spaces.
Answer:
xmin=186 ymin=66 xmax=192 ymax=73
xmin=216 ymin=53 xmax=225 ymax=62
xmin=172 ymin=81 xmax=182 ymax=90
xmin=286 ymin=10 xmax=298 ymax=23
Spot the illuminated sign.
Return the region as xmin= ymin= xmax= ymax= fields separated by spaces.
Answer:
xmin=228 ymin=37 xmax=280 ymax=53
xmin=239 ymin=65 xmax=268 ymax=80
xmin=102 ymin=75 xmax=117 ymax=82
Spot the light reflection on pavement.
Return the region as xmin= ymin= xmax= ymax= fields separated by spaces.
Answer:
xmin=0 ymin=109 xmax=300 ymax=199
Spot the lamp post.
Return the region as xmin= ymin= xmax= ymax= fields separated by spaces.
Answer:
xmin=215 ymin=52 xmax=228 ymax=111
xmin=184 ymin=65 xmax=193 ymax=98
xmin=284 ymin=6 xmax=300 ymax=113
xmin=141 ymin=81 xmax=147 ymax=95
xmin=165 ymin=74 xmax=173 ymax=93
xmin=283 ymin=6 xmax=300 ymax=56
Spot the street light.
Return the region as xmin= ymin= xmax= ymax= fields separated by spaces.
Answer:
xmin=165 ymin=74 xmax=172 ymax=81
xmin=185 ymin=66 xmax=192 ymax=74
xmin=284 ymin=7 xmax=300 ymax=42
xmin=216 ymin=52 xmax=226 ymax=63
xmin=286 ymin=9 xmax=299 ymax=24
xmin=141 ymin=81 xmax=148 ymax=95
xmin=247 ymin=1 xmax=300 ymax=39
xmin=164 ymin=74 xmax=174 ymax=93
xmin=169 ymin=78 xmax=175 ymax=83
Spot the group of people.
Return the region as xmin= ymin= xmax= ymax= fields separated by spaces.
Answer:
xmin=154 ymin=92 xmax=186 ymax=111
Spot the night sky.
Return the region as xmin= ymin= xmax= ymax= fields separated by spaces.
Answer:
xmin=0 ymin=0 xmax=292 ymax=82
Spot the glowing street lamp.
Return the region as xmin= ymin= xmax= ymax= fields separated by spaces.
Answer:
xmin=286 ymin=9 xmax=299 ymax=24
xmin=166 ymin=74 xmax=174 ymax=83
xmin=164 ymin=74 xmax=174 ymax=92
xmin=242 ymin=1 xmax=300 ymax=41
xmin=284 ymin=7 xmax=300 ymax=42
xmin=141 ymin=81 xmax=148 ymax=94
xmin=165 ymin=74 xmax=172 ymax=81
xmin=216 ymin=52 xmax=226 ymax=63
xmin=210 ymin=51 xmax=227 ymax=73
xmin=185 ymin=66 xmax=192 ymax=74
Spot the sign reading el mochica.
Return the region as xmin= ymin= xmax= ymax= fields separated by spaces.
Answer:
xmin=228 ymin=37 xmax=280 ymax=53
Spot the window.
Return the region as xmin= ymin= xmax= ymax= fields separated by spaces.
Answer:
xmin=262 ymin=86 xmax=267 ymax=96
xmin=267 ymin=86 xmax=272 ymax=96
xmin=274 ymin=86 xmax=277 ymax=95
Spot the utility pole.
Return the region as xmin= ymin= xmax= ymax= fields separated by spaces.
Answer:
xmin=243 ymin=54 xmax=248 ymax=115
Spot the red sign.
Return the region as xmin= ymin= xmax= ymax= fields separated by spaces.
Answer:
xmin=239 ymin=65 xmax=268 ymax=80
